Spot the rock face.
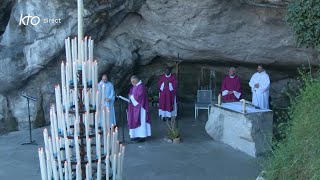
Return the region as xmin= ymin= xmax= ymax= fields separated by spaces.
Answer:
xmin=205 ymin=104 xmax=273 ymax=157
xmin=0 ymin=0 xmax=319 ymax=132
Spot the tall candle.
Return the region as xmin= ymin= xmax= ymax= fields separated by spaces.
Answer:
xmin=241 ymin=99 xmax=246 ymax=113
xmin=86 ymin=138 xmax=92 ymax=166
xmin=102 ymin=110 xmax=107 ymax=155
xmin=120 ymin=146 xmax=125 ymax=180
xmin=117 ymin=153 xmax=121 ymax=179
xmin=95 ymin=112 xmax=100 ymax=155
xmin=65 ymin=138 xmax=72 ymax=179
xmin=85 ymin=163 xmax=89 ymax=180
xmin=96 ymin=133 xmax=101 ymax=160
xmin=106 ymin=108 xmax=110 ymax=131
xmin=76 ymin=162 xmax=81 ymax=180
xmin=52 ymin=159 xmax=59 ymax=180
xmin=111 ymin=132 xmax=115 ymax=155
xmin=77 ymin=0 xmax=84 ymax=55
xmin=97 ymin=159 xmax=101 ymax=180
xmin=38 ymin=148 xmax=47 ymax=180
xmin=72 ymin=62 xmax=78 ymax=88
xmin=61 ymin=62 xmax=66 ymax=92
xmin=64 ymin=161 xmax=69 ymax=180
xmin=106 ymin=156 xmax=109 ymax=180
xmin=43 ymin=129 xmax=49 ymax=153
xmin=112 ymin=154 xmax=117 ymax=180
xmin=46 ymin=157 xmax=52 ymax=180
xmin=106 ymin=133 xmax=110 ymax=157
xmin=84 ymin=37 xmax=88 ymax=61
xmin=95 ymin=91 xmax=99 ymax=111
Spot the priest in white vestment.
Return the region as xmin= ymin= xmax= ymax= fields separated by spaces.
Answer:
xmin=98 ymin=74 xmax=116 ymax=127
xmin=249 ymin=65 xmax=270 ymax=109
xmin=128 ymin=75 xmax=151 ymax=143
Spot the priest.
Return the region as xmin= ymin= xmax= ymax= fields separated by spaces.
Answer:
xmin=98 ymin=74 xmax=116 ymax=126
xmin=128 ymin=75 xmax=151 ymax=143
xmin=221 ymin=67 xmax=242 ymax=102
xmin=158 ymin=67 xmax=178 ymax=121
xmin=249 ymin=65 xmax=270 ymax=109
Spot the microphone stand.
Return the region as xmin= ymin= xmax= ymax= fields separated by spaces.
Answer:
xmin=21 ymin=93 xmax=37 ymax=145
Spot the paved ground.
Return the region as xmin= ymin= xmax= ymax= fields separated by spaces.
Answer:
xmin=0 ymin=103 xmax=262 ymax=180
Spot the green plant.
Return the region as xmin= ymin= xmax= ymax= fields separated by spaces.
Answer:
xmin=286 ymin=0 xmax=320 ymax=49
xmin=264 ymin=72 xmax=320 ymax=179
xmin=165 ymin=116 xmax=180 ymax=140
xmin=168 ymin=128 xmax=180 ymax=139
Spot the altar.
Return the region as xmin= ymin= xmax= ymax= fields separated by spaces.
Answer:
xmin=205 ymin=101 xmax=273 ymax=157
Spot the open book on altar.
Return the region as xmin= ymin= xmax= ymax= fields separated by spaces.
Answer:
xmin=116 ymin=95 xmax=131 ymax=103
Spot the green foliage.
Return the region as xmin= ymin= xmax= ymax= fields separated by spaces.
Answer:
xmin=264 ymin=72 xmax=320 ymax=179
xmin=168 ymin=128 xmax=180 ymax=140
xmin=286 ymin=0 xmax=320 ymax=49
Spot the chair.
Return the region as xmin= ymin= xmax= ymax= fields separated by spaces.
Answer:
xmin=195 ymin=90 xmax=212 ymax=119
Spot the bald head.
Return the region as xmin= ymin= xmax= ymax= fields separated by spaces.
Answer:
xmin=229 ymin=67 xmax=236 ymax=76
xmin=130 ymin=75 xmax=139 ymax=85
xmin=102 ymin=74 xmax=108 ymax=83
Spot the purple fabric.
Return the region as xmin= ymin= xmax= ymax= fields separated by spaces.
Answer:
xmin=158 ymin=74 xmax=177 ymax=112
xmin=221 ymin=75 xmax=242 ymax=102
xmin=128 ymin=82 xmax=151 ymax=129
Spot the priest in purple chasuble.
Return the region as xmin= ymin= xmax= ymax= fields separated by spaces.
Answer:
xmin=128 ymin=75 xmax=151 ymax=142
xmin=221 ymin=67 xmax=242 ymax=102
xmin=158 ymin=67 xmax=177 ymax=120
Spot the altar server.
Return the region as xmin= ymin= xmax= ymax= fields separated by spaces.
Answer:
xmin=249 ymin=65 xmax=270 ymax=109
xmin=98 ymin=74 xmax=116 ymax=126
xmin=158 ymin=67 xmax=178 ymax=121
xmin=128 ymin=75 xmax=151 ymax=143
xmin=221 ymin=67 xmax=242 ymax=102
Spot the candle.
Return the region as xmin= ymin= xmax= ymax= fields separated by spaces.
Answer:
xmin=95 ymin=91 xmax=99 ymax=111
xmin=85 ymin=163 xmax=89 ymax=180
xmin=111 ymin=132 xmax=115 ymax=155
xmin=38 ymin=148 xmax=47 ymax=180
xmin=64 ymin=161 xmax=69 ymax=180
xmin=56 ymin=139 xmax=64 ymax=180
xmin=95 ymin=112 xmax=99 ymax=155
xmin=106 ymin=156 xmax=110 ymax=180
xmin=77 ymin=0 xmax=84 ymax=55
xmin=106 ymin=133 xmax=110 ymax=157
xmin=101 ymin=84 xmax=105 ymax=108
xmin=120 ymin=146 xmax=125 ymax=180
xmin=97 ymin=159 xmax=101 ymax=180
xmin=102 ymin=109 xmax=107 ymax=155
xmin=46 ymin=157 xmax=52 ymax=180
xmin=61 ymin=62 xmax=66 ymax=92
xmin=82 ymin=62 xmax=87 ymax=90
xmin=117 ymin=153 xmax=121 ymax=179
xmin=65 ymin=138 xmax=72 ymax=179
xmin=84 ymin=37 xmax=88 ymax=61
xmin=52 ymin=159 xmax=59 ymax=180
xmin=218 ymin=93 xmax=221 ymax=106
xmin=96 ymin=133 xmax=101 ymax=160
xmin=106 ymin=108 xmax=110 ymax=131
xmin=241 ymin=99 xmax=246 ymax=113
xmin=75 ymin=131 xmax=81 ymax=162
xmin=86 ymin=138 xmax=92 ymax=166
xmin=76 ymin=162 xmax=81 ymax=180
xmin=112 ymin=154 xmax=117 ymax=180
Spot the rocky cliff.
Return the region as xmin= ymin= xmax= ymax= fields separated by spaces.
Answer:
xmin=0 ymin=0 xmax=318 ymax=133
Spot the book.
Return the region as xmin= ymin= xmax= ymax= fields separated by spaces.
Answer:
xmin=117 ymin=95 xmax=131 ymax=103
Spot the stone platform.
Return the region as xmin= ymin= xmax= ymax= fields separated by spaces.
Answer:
xmin=205 ymin=102 xmax=273 ymax=157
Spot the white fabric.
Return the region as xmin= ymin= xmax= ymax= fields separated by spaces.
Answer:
xmin=219 ymin=101 xmax=272 ymax=114
xmin=169 ymin=83 xmax=174 ymax=91
xmin=129 ymin=95 xmax=138 ymax=106
xmin=160 ymin=82 xmax=164 ymax=91
xmin=222 ymin=90 xmax=241 ymax=99
xmin=233 ymin=91 xmax=241 ymax=99
xmin=222 ymin=90 xmax=228 ymax=96
xmin=165 ymin=73 xmax=171 ymax=78
xmin=159 ymin=96 xmax=177 ymax=118
xmin=249 ymin=71 xmax=270 ymax=109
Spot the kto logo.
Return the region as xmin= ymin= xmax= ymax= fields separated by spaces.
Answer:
xmin=19 ymin=14 xmax=40 ymax=26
